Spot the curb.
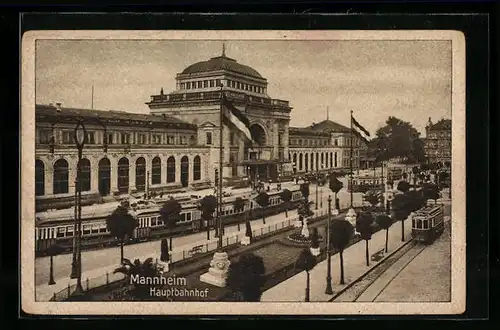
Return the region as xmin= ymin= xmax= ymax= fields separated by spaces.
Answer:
xmin=328 ymin=236 xmax=415 ymax=302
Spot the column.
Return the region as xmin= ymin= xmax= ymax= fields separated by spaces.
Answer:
xmin=129 ymin=157 xmax=136 ymax=192
xmin=45 ymin=161 xmax=53 ymax=197
xmin=68 ymin=157 xmax=76 ymax=196
xmin=175 ymin=155 xmax=181 ymax=184
xmin=188 ymin=155 xmax=194 ymax=186
xmin=110 ymin=157 xmax=118 ymax=193
xmin=90 ymin=157 xmax=99 ymax=193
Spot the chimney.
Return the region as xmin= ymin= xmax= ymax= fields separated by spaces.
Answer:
xmin=56 ymin=102 xmax=62 ymax=112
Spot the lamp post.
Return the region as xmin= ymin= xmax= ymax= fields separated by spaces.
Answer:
xmin=325 ymin=195 xmax=333 ymax=294
xmin=72 ymin=120 xmax=86 ymax=295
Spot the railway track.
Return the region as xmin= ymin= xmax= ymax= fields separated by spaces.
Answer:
xmin=332 ymin=240 xmax=428 ymax=302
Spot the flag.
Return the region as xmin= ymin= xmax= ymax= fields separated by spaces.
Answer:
xmin=222 ymin=94 xmax=253 ymax=142
xmin=351 ymin=115 xmax=370 ymax=143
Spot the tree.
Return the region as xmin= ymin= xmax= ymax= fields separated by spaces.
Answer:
xmin=106 ymin=205 xmax=138 ymax=263
xmin=297 ymin=199 xmax=315 ymax=221
xmin=113 ymin=258 xmax=162 ymax=300
xmin=356 ymin=212 xmax=374 ymax=266
xmin=45 ymin=244 xmax=65 ymax=285
xmin=233 ymin=197 xmax=247 ymax=231
xmin=375 ymin=214 xmax=393 ymax=253
xmin=295 ymin=248 xmax=317 ymax=302
xmin=310 ymin=227 xmax=319 ymax=249
xmin=412 ymin=166 xmax=420 ymax=189
xmin=300 ymin=182 xmax=310 ymax=201
xmin=160 ymin=197 xmax=182 ymax=250
xmin=328 ymin=175 xmax=343 ymax=212
xmin=391 ymin=194 xmax=410 ymax=242
xmin=363 ymin=190 xmax=380 ymax=208
xmin=199 ymin=195 xmax=218 ymax=239
xmin=245 ymin=219 xmax=253 ymax=241
xmin=423 ymin=183 xmax=440 ymax=204
xmin=397 ymin=180 xmax=410 ymax=193
xmin=226 ymin=253 xmax=266 ymax=301
xmin=255 ymin=192 xmax=270 ymax=224
xmin=370 ymin=116 xmax=426 ymax=162
xmin=330 ymin=220 xmax=354 ymax=284
xmin=405 ymin=190 xmax=425 ymax=212
xmin=279 ymin=189 xmax=293 ymax=218
xmin=160 ymin=238 xmax=169 ymax=263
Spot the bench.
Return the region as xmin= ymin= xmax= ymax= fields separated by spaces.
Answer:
xmin=371 ymin=248 xmax=385 ymax=262
xmin=189 ymin=245 xmax=204 ymax=255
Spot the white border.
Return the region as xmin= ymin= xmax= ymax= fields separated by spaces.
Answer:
xmin=21 ymin=30 xmax=466 ymax=315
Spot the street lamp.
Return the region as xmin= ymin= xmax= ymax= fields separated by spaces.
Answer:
xmin=325 ymin=195 xmax=333 ymax=294
xmin=71 ymin=120 xmax=86 ymax=295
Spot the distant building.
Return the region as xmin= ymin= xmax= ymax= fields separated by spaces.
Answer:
xmin=35 ymin=104 xmax=210 ymax=208
xmin=288 ymin=119 xmax=363 ymax=174
xmin=424 ymin=117 xmax=451 ymax=164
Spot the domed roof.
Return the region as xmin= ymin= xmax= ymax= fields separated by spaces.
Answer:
xmin=181 ymin=54 xmax=264 ymax=79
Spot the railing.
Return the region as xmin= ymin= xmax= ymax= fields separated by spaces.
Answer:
xmin=50 ymin=271 xmax=126 ymax=301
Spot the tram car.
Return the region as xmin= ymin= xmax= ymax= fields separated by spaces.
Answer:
xmin=35 ymin=188 xmax=304 ymax=256
xmin=411 ymin=204 xmax=445 ymax=244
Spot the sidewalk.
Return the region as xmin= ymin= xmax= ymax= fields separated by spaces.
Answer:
xmin=260 ymin=219 xmax=413 ymax=302
xmin=35 ymin=205 xmax=304 ymax=301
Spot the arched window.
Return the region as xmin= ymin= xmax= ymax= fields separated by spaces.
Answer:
xmin=98 ymin=158 xmax=111 ymax=196
xmin=316 ymin=153 xmax=320 ymax=170
xmin=53 ymin=159 xmax=69 ymax=194
xmin=135 ymin=157 xmax=146 ymax=192
xmin=293 ymin=154 xmax=297 ymax=167
xmin=334 ymin=152 xmax=338 ymax=167
xmin=35 ymin=159 xmax=45 ymax=196
xmin=79 ymin=158 xmax=91 ymax=192
xmin=180 ymin=156 xmax=189 ymax=187
xmin=299 ymin=153 xmax=303 ymax=171
xmin=166 ymin=156 xmax=176 ymax=183
xmin=330 ymin=152 xmax=333 ymax=168
xmin=321 ymin=153 xmax=324 ymax=168
xmin=305 ymin=154 xmax=309 ymax=172
xmin=152 ymin=157 xmax=161 ymax=185
xmin=117 ymin=157 xmax=129 ymax=194
xmin=193 ymin=155 xmax=201 ymax=181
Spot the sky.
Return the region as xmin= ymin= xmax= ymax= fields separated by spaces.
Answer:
xmin=35 ymin=39 xmax=452 ymax=137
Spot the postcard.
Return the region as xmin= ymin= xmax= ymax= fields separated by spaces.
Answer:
xmin=21 ymin=29 xmax=465 ymax=315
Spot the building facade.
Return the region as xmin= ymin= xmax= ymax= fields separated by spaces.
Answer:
xmin=424 ymin=117 xmax=451 ymax=164
xmin=288 ymin=119 xmax=362 ymax=174
xmin=146 ymin=48 xmax=292 ymax=183
xmin=35 ymin=104 xmax=210 ymax=205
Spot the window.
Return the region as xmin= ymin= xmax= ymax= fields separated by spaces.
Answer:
xmin=167 ymin=135 xmax=175 ymax=145
xmin=216 ymin=79 xmax=221 ymax=87
xmin=186 ymin=82 xmax=191 ymax=89
xmin=230 ymin=132 xmax=235 ymax=145
xmin=138 ymin=133 xmax=146 ymax=144
xmin=152 ymin=134 xmax=162 ymax=144
xmin=83 ymin=225 xmax=91 ymax=235
xmin=35 ymin=160 xmax=45 ymax=196
xmin=210 ymin=80 xmax=215 ymax=87
xmin=198 ymin=81 xmax=202 ymax=88
xmin=53 ymin=158 xmax=69 ymax=194
xmin=166 ymin=156 xmax=176 ymax=183
xmin=180 ymin=135 xmax=187 ymax=145
xmin=180 ymin=83 xmax=185 ymax=89
xmin=86 ymin=131 xmax=95 ymax=144
xmin=135 ymin=157 xmax=146 ymax=192
xmin=62 ymin=131 xmax=73 ymax=144
xmin=121 ymin=133 xmax=130 ymax=144
xmin=204 ymin=80 xmax=208 ymax=88
xmin=107 ymin=133 xmax=114 ymax=144
xmin=206 ymin=132 xmax=213 ymax=145
xmin=56 ymin=227 xmax=65 ymax=238
xmin=236 ymin=82 xmax=240 ymax=89
xmin=38 ymin=129 xmax=52 ymax=144
xmin=117 ymin=157 xmax=129 ymax=194
xmin=152 ymin=157 xmax=161 ymax=184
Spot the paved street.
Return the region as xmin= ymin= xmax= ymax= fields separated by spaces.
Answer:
xmin=261 ymin=217 xmax=413 ymax=302
xmin=373 ymin=221 xmax=451 ymax=302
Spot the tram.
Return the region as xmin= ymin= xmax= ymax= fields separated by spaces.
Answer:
xmin=411 ymin=204 xmax=445 ymax=244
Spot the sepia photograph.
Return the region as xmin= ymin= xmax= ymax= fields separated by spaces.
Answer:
xmin=21 ymin=30 xmax=466 ymax=315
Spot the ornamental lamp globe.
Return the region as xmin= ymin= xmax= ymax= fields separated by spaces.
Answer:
xmin=74 ymin=122 xmax=87 ymax=147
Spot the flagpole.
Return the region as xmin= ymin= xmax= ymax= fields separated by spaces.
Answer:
xmin=218 ymin=83 xmax=224 ymax=249
xmin=350 ymin=110 xmax=354 ymax=208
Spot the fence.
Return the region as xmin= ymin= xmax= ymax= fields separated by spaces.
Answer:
xmin=50 ymin=270 xmax=126 ymax=301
